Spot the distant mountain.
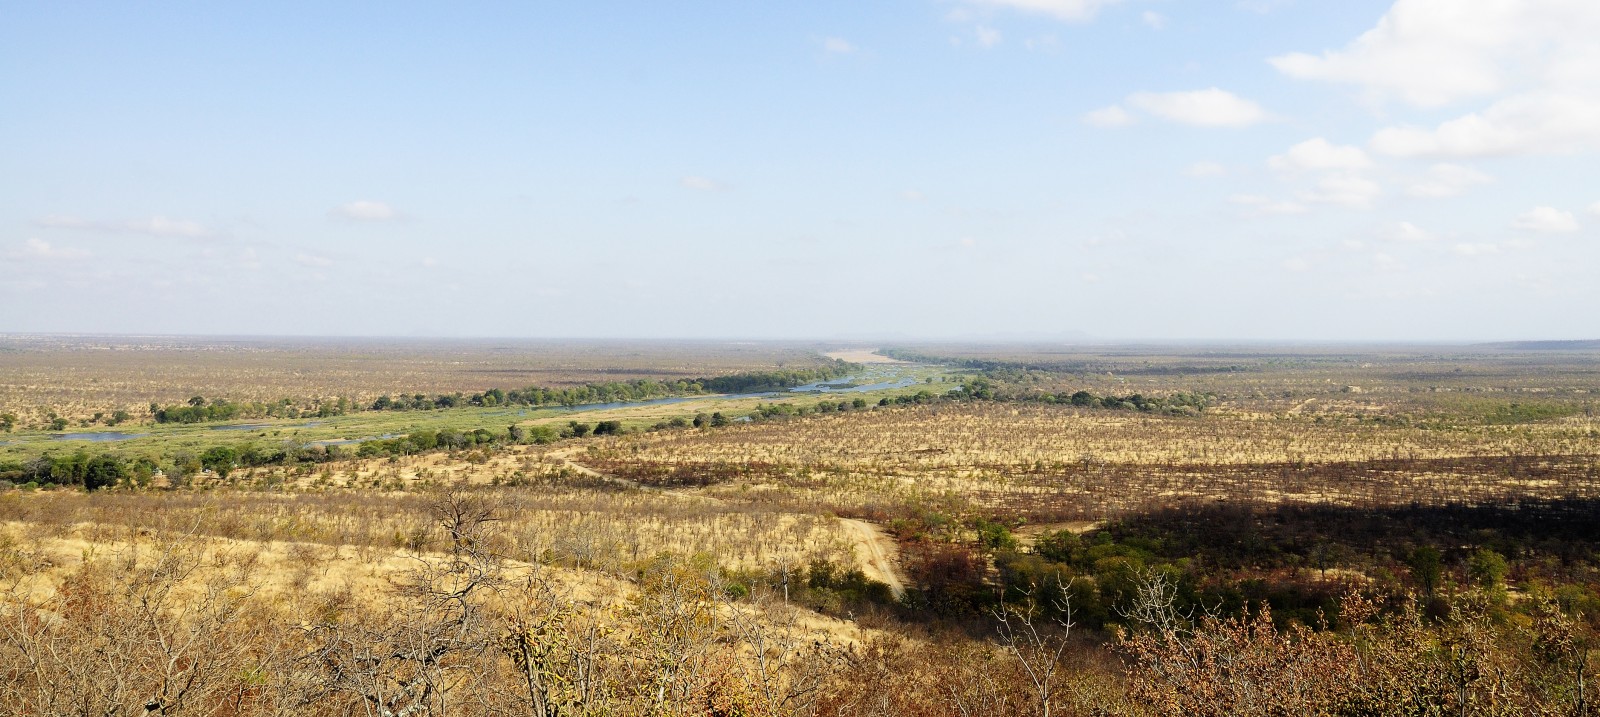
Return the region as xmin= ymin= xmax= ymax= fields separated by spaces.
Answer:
xmin=1476 ymin=340 xmax=1600 ymax=351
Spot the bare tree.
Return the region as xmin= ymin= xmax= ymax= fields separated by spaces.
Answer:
xmin=991 ymin=580 xmax=1079 ymax=717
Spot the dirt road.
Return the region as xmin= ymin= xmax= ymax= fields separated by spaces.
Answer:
xmin=839 ymin=518 xmax=907 ymax=599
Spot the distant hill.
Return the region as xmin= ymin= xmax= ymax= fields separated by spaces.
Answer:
xmin=1477 ymin=340 xmax=1600 ymax=351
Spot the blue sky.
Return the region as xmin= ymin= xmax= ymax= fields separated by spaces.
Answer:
xmin=3 ymin=0 xmax=1597 ymax=341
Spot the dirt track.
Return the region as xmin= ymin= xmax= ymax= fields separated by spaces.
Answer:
xmin=839 ymin=518 xmax=907 ymax=599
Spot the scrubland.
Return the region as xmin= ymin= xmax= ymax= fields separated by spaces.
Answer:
xmin=2 ymin=343 xmax=1598 ymax=715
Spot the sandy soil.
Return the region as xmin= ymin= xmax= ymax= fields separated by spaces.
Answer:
xmin=823 ymin=349 xmax=907 ymax=364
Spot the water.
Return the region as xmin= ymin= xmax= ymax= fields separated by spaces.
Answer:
xmin=540 ymin=366 xmax=926 ymax=412
xmin=51 ymin=432 xmax=149 ymax=442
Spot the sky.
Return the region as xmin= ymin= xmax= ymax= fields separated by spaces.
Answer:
xmin=2 ymin=0 xmax=1597 ymax=342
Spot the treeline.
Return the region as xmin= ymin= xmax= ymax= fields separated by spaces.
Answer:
xmin=3 ymin=417 xmax=659 ymax=490
xmin=152 ymin=396 xmax=352 ymax=424
xmin=957 ymin=377 xmax=1214 ymax=414
xmin=144 ymin=363 xmax=860 ymax=426
xmin=370 ymin=363 xmax=860 ymax=412
xmin=880 ymin=348 xmax=1254 ymax=376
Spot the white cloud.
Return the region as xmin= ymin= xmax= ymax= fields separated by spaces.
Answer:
xmin=1588 ymin=200 xmax=1600 ymax=216
xmin=9 ymin=237 xmax=91 ymax=261
xmin=1380 ymin=221 xmax=1435 ymax=243
xmin=1282 ymin=257 xmax=1311 ymax=272
xmin=38 ymin=213 xmax=213 ymax=238
xmin=1272 ymin=0 xmax=1600 ymax=158
xmin=1513 ymin=206 xmax=1579 ymax=233
xmin=1083 ymin=105 xmax=1134 ymax=128
xmin=680 ymin=176 xmax=725 ymax=191
xmin=975 ymin=25 xmax=1002 ymax=48
xmin=967 ymin=0 xmax=1124 ymax=22
xmin=1267 ymin=138 xmax=1372 ymax=172
xmin=1185 ymin=162 xmax=1227 ymax=178
xmin=1300 ymin=173 xmax=1382 ymax=208
xmin=822 ymin=37 xmax=854 ymax=54
xmin=900 ymin=190 xmax=926 ymax=201
xmin=1125 ymin=88 xmax=1271 ymax=127
xmin=1141 ymin=11 xmax=1167 ymax=29
xmin=1268 ymin=0 xmax=1523 ymax=108
xmin=333 ymin=200 xmax=398 ymax=221
xmin=1406 ymin=163 xmax=1492 ymax=198
xmin=1229 ymin=194 xmax=1308 ymax=215
xmin=1370 ymin=93 xmax=1600 ymax=157
xmin=294 ymin=253 xmax=334 ymax=267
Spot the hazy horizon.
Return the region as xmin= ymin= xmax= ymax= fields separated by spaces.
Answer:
xmin=5 ymin=1 xmax=1598 ymax=341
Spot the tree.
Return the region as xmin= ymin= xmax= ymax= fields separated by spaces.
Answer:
xmin=83 ymin=455 xmax=127 ymax=491
xmin=200 ymin=446 xmax=238 ymax=478
xmin=1409 ymin=546 xmax=1443 ymax=598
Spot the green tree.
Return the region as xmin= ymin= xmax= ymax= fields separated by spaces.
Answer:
xmin=1468 ymin=548 xmax=1509 ymax=604
xmin=1409 ymin=546 xmax=1443 ymax=598
xmin=200 ymin=446 xmax=238 ymax=478
xmin=83 ymin=455 xmax=127 ymax=491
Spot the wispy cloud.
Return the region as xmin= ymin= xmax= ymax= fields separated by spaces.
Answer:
xmin=37 ymin=214 xmax=215 ymax=239
xmin=821 ymin=36 xmax=855 ymax=54
xmin=294 ymin=252 xmax=334 ymax=267
xmin=966 ymin=0 xmax=1125 ymax=23
xmin=8 ymin=237 xmax=91 ymax=260
xmin=1267 ymin=138 xmax=1372 ymax=172
xmin=1082 ymin=105 xmax=1135 ymax=128
xmin=1123 ymin=88 xmax=1271 ymax=128
xmin=1406 ymin=163 xmax=1492 ymax=198
xmin=1229 ymin=194 xmax=1308 ymax=215
xmin=975 ymin=25 xmax=1002 ymax=48
xmin=331 ymin=200 xmax=399 ymax=221
xmin=1513 ymin=206 xmax=1579 ymax=233
xmin=680 ymin=176 xmax=726 ymax=192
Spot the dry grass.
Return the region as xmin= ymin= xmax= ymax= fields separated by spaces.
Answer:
xmin=581 ymin=402 xmax=1600 ymax=520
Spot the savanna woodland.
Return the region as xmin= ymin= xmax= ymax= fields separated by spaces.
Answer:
xmin=1 ymin=337 xmax=1597 ymax=716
